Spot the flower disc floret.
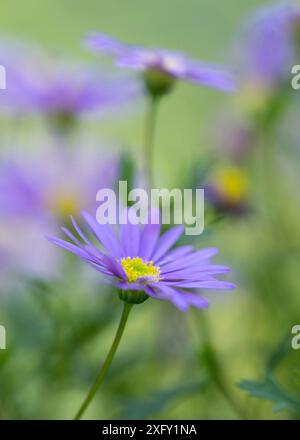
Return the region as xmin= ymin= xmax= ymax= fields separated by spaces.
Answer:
xmin=121 ymin=256 xmax=160 ymax=283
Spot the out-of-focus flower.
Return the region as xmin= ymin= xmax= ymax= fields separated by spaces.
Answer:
xmin=84 ymin=32 xmax=236 ymax=96
xmin=206 ymin=165 xmax=250 ymax=216
xmin=0 ymin=247 xmax=12 ymax=287
xmin=239 ymin=2 xmax=300 ymax=89
xmin=48 ymin=208 xmax=235 ymax=311
xmin=231 ymin=2 xmax=300 ymax=133
xmin=0 ymin=146 xmax=119 ymax=279
xmin=0 ymin=40 xmax=141 ymax=129
xmin=211 ymin=113 xmax=257 ymax=161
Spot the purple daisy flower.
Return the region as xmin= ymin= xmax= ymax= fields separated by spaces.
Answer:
xmin=47 ymin=209 xmax=235 ymax=311
xmin=20 ymin=63 xmax=140 ymax=118
xmin=84 ymin=32 xmax=236 ymax=93
xmin=0 ymin=40 xmax=141 ymax=121
xmin=205 ymin=165 xmax=250 ymax=217
xmin=210 ymin=111 xmax=256 ymax=160
xmin=240 ymin=2 xmax=300 ymax=87
xmin=0 ymin=145 xmax=120 ymax=280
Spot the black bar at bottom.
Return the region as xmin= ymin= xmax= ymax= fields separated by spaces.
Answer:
xmin=0 ymin=419 xmax=297 ymax=438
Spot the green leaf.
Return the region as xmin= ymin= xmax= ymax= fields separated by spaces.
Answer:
xmin=266 ymin=335 xmax=292 ymax=373
xmin=238 ymin=377 xmax=300 ymax=414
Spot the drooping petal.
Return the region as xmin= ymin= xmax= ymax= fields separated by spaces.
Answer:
xmin=153 ymin=284 xmax=190 ymax=312
xmin=182 ymin=293 xmax=209 ymax=309
xmin=152 ymin=285 xmax=209 ymax=310
xmin=115 ymin=281 xmax=146 ymax=291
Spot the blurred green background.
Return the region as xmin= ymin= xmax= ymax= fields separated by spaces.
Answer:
xmin=0 ymin=0 xmax=265 ymax=183
xmin=1 ymin=0 xmax=300 ymax=420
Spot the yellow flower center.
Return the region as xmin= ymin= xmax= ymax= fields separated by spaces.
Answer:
xmin=121 ymin=257 xmax=160 ymax=283
xmin=214 ymin=166 xmax=249 ymax=203
xmin=47 ymin=187 xmax=80 ymax=219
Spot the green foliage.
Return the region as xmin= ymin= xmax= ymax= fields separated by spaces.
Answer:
xmin=239 ymin=377 xmax=300 ymax=414
xmin=118 ymin=381 xmax=207 ymax=419
xmin=238 ymin=337 xmax=300 ymax=416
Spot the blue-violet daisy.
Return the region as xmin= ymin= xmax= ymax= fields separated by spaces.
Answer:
xmin=47 ymin=209 xmax=235 ymax=311
xmin=84 ymin=32 xmax=236 ymax=93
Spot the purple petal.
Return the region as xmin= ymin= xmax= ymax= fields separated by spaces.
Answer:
xmin=87 ymin=260 xmax=115 ymax=277
xmin=137 ymin=275 xmax=159 ymax=283
xmin=84 ymin=32 xmax=126 ymax=56
xmin=152 ymin=225 xmax=184 ymax=263
xmin=70 ymin=216 xmax=91 ymax=246
xmin=69 ymin=216 xmax=105 ymax=259
xmin=151 ymin=284 xmax=214 ymax=310
xmin=161 ymin=248 xmax=219 ymax=272
xmin=120 ymin=208 xmax=141 ymax=257
xmin=82 ymin=211 xmax=123 ymax=258
xmin=139 ymin=208 xmax=161 ymax=260
xmin=117 ymin=51 xmax=148 ymax=70
xmin=46 ymin=235 xmax=88 ymax=259
xmin=159 ymin=245 xmax=194 ymax=265
xmin=61 ymin=226 xmax=83 ymax=248
xmin=154 ymin=284 xmax=189 ymax=312
xmin=161 ymin=265 xmax=231 ymax=279
xmin=162 ymin=280 xmax=236 ymax=289
xmin=102 ymin=254 xmax=126 ymax=280
xmin=185 ymin=60 xmax=237 ymax=92
xmin=115 ymin=281 xmax=145 ymax=291
xmin=182 ymin=292 xmax=209 ymax=309
xmin=143 ymin=285 xmax=160 ymax=298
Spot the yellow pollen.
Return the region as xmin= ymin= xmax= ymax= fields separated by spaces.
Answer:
xmin=121 ymin=257 xmax=160 ymax=283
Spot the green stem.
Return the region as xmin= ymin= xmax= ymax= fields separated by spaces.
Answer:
xmin=144 ymin=96 xmax=159 ymax=189
xmin=259 ymin=127 xmax=274 ymax=222
xmin=74 ymin=302 xmax=133 ymax=420
xmin=197 ymin=313 xmax=247 ymax=420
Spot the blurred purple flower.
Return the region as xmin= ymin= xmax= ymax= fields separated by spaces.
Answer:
xmin=0 ymin=248 xmax=12 ymax=287
xmin=211 ymin=113 xmax=257 ymax=161
xmin=240 ymin=2 xmax=300 ymax=87
xmin=0 ymin=146 xmax=120 ymax=279
xmin=0 ymin=40 xmax=141 ymax=119
xmin=48 ymin=208 xmax=235 ymax=311
xmin=84 ymin=33 xmax=236 ymax=92
xmin=205 ymin=165 xmax=250 ymax=217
